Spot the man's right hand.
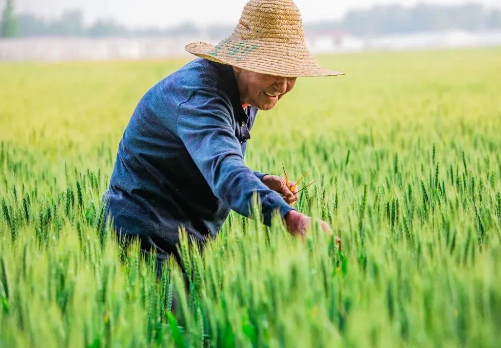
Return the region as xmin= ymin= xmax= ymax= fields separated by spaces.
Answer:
xmin=284 ymin=210 xmax=342 ymax=248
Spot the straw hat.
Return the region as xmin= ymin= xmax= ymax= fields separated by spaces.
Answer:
xmin=185 ymin=0 xmax=344 ymax=78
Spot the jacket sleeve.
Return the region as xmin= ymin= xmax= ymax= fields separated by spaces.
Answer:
xmin=176 ymin=89 xmax=294 ymax=226
xmin=242 ymin=143 xmax=267 ymax=180
xmin=254 ymin=171 xmax=268 ymax=180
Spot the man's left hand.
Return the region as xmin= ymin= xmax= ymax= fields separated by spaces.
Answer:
xmin=261 ymin=175 xmax=299 ymax=205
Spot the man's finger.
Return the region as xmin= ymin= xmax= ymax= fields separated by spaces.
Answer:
xmin=320 ymin=221 xmax=333 ymax=235
xmin=288 ymin=181 xmax=298 ymax=193
xmin=283 ymin=194 xmax=293 ymax=204
xmin=280 ymin=181 xmax=294 ymax=196
xmin=285 ymin=195 xmax=298 ymax=205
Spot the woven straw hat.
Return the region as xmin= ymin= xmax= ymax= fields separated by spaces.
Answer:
xmin=185 ymin=0 xmax=344 ymax=78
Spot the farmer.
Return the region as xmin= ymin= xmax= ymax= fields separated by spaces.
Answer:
xmin=102 ymin=0 xmax=343 ymax=269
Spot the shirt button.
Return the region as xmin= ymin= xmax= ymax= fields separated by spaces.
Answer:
xmin=241 ymin=121 xmax=245 ymax=126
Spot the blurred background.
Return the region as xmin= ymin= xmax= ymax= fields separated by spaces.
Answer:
xmin=0 ymin=0 xmax=500 ymax=61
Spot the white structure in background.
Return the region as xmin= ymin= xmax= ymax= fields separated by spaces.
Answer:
xmin=0 ymin=30 xmax=500 ymax=61
xmin=305 ymin=31 xmax=364 ymax=53
xmin=366 ymin=29 xmax=501 ymax=51
xmin=0 ymin=36 xmax=202 ymax=62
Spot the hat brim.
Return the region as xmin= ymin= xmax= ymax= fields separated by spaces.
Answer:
xmin=185 ymin=38 xmax=344 ymax=78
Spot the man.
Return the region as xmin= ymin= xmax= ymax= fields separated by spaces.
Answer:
xmin=102 ymin=0 xmax=343 ymax=269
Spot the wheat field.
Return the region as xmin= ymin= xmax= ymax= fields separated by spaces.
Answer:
xmin=1 ymin=48 xmax=501 ymax=347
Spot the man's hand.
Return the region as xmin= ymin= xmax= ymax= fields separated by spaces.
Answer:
xmin=261 ymin=174 xmax=298 ymax=205
xmin=284 ymin=210 xmax=342 ymax=248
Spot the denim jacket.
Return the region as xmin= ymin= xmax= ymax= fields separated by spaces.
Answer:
xmin=103 ymin=58 xmax=294 ymax=257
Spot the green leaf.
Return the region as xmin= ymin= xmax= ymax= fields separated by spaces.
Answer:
xmin=167 ymin=311 xmax=187 ymax=348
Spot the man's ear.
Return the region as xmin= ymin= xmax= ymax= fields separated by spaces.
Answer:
xmin=233 ymin=66 xmax=242 ymax=74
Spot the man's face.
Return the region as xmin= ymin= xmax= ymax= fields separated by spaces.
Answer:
xmin=233 ymin=67 xmax=297 ymax=110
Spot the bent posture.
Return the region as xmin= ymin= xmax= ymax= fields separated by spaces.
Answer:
xmin=102 ymin=0 xmax=343 ymax=267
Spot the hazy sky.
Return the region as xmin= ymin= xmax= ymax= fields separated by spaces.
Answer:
xmin=13 ymin=0 xmax=501 ymax=28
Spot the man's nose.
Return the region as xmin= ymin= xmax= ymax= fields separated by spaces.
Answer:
xmin=273 ymin=77 xmax=288 ymax=93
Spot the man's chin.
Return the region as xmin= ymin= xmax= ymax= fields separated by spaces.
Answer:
xmin=256 ymin=102 xmax=277 ymax=111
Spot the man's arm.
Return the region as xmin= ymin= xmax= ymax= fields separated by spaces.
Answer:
xmin=176 ymin=89 xmax=294 ymax=226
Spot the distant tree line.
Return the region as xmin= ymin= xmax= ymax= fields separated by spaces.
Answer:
xmin=307 ymin=3 xmax=501 ymax=36
xmin=0 ymin=4 xmax=203 ymax=38
xmin=1 ymin=0 xmax=18 ymax=37
xmin=1 ymin=2 xmax=501 ymax=38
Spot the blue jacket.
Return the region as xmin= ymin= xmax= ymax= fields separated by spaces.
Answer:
xmin=103 ymin=58 xmax=294 ymax=257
